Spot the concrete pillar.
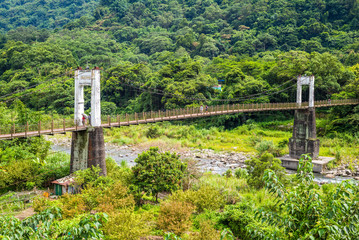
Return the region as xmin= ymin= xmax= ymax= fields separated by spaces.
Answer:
xmin=70 ymin=127 xmax=106 ymax=176
xmin=88 ymin=127 xmax=106 ymax=175
xmin=91 ymin=70 xmax=101 ymax=127
xmin=289 ymin=108 xmax=319 ymax=159
xmin=74 ymin=72 xmax=85 ymax=126
xmin=297 ymin=76 xmax=302 ymax=107
xmin=70 ymin=130 xmax=89 ymax=173
xmin=309 ymin=75 xmax=315 ymax=108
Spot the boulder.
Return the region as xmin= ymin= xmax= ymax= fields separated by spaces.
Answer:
xmin=325 ymin=174 xmax=335 ymax=179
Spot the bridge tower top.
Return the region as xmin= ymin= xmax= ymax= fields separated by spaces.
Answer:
xmin=297 ymin=75 xmax=314 ymax=108
xmin=74 ymin=67 xmax=101 ymax=127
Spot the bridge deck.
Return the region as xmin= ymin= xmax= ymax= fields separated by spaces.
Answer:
xmin=0 ymin=99 xmax=358 ymax=140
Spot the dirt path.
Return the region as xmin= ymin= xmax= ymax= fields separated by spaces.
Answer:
xmin=15 ymin=207 xmax=35 ymax=220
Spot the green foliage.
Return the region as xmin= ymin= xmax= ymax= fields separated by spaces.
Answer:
xmin=0 ymin=0 xmax=98 ymax=31
xmin=219 ymin=202 xmax=255 ymax=238
xmin=73 ymin=165 xmax=102 ymax=187
xmin=245 ymin=152 xmax=285 ymax=189
xmin=170 ymin=185 xmax=226 ymax=213
xmin=0 ymin=207 xmax=107 ymax=239
xmin=234 ymin=168 xmax=248 ymax=179
xmin=251 ymin=155 xmax=359 ymax=239
xmin=131 ymin=147 xmax=187 ymax=201
xmin=0 ymin=137 xmax=70 ymax=193
xmin=103 ymin=209 xmax=152 ymax=240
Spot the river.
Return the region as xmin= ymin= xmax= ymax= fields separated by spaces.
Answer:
xmin=51 ymin=142 xmax=355 ymax=184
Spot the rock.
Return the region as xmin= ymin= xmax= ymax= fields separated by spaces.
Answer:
xmin=354 ymin=177 xmax=359 ymax=180
xmin=325 ymin=174 xmax=335 ymax=179
xmin=345 ymin=170 xmax=352 ymax=176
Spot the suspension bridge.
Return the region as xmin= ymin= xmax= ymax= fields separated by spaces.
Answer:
xmin=0 ymin=68 xmax=358 ymax=175
xmin=0 ymin=99 xmax=357 ymax=140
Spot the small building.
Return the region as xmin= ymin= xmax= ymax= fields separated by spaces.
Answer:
xmin=51 ymin=175 xmax=77 ymax=196
xmin=212 ymin=84 xmax=222 ymax=91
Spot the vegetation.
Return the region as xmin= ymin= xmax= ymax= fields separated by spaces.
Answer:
xmin=0 ymin=0 xmax=359 ymax=239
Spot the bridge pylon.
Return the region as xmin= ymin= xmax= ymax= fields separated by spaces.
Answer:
xmin=289 ymin=75 xmax=319 ymax=159
xmin=70 ymin=67 xmax=106 ymax=175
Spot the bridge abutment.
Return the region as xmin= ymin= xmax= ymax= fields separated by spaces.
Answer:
xmin=70 ymin=127 xmax=106 ymax=176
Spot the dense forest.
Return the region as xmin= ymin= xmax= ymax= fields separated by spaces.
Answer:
xmin=0 ymin=0 xmax=358 ymax=132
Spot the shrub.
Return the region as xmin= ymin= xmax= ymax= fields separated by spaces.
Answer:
xmin=106 ymin=157 xmax=133 ymax=185
xmin=97 ymin=182 xmax=135 ymax=212
xmin=59 ymin=193 xmax=86 ymax=218
xmin=170 ymin=185 xmax=225 ymax=212
xmin=219 ymin=202 xmax=255 ymax=238
xmin=74 ymin=165 xmax=102 ymax=187
xmin=190 ymin=220 xmax=221 ymax=240
xmin=146 ymin=125 xmax=162 ymax=138
xmin=157 ymin=200 xmax=195 ymax=236
xmin=245 ymin=152 xmax=285 ymax=189
xmin=255 ymin=140 xmax=281 ymax=157
xmin=224 ymin=169 xmax=232 ymax=178
xmin=131 ymin=147 xmax=187 ymax=202
xmin=234 ymin=168 xmax=248 ymax=179
xmin=103 ymin=209 xmax=152 ymax=240
xmin=33 ymin=196 xmax=52 ymax=212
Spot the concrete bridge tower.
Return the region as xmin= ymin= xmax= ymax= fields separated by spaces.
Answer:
xmin=70 ymin=67 xmax=106 ymax=175
xmin=288 ymin=75 xmax=320 ymax=159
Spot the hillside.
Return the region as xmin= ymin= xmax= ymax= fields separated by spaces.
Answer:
xmin=0 ymin=0 xmax=99 ymax=31
xmin=0 ymin=0 xmax=358 ymax=131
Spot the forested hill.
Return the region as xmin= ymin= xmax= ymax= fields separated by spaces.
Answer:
xmin=0 ymin=0 xmax=99 ymax=31
xmin=94 ymin=0 xmax=359 ymax=60
xmin=0 ymin=0 xmax=359 ymax=132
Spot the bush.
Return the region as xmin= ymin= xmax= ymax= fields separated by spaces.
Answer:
xmin=234 ymin=168 xmax=248 ymax=179
xmin=131 ymin=147 xmax=187 ymax=202
xmin=255 ymin=140 xmax=281 ymax=157
xmin=190 ymin=220 xmax=221 ymax=240
xmin=97 ymin=182 xmax=135 ymax=212
xmin=103 ymin=209 xmax=152 ymax=240
xmin=219 ymin=202 xmax=255 ymax=238
xmin=170 ymin=185 xmax=226 ymax=212
xmin=106 ymin=157 xmax=133 ymax=185
xmin=157 ymin=200 xmax=195 ymax=236
xmin=245 ymin=152 xmax=285 ymax=189
xmin=59 ymin=193 xmax=86 ymax=218
xmin=146 ymin=125 xmax=162 ymax=138
xmin=33 ymin=196 xmax=52 ymax=213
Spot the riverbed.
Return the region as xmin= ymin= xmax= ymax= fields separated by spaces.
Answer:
xmin=49 ymin=137 xmax=356 ymax=184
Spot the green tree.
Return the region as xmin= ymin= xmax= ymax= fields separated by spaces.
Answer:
xmin=131 ymin=147 xmax=187 ymax=202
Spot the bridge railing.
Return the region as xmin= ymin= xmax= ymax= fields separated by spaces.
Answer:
xmin=0 ymin=99 xmax=358 ymax=139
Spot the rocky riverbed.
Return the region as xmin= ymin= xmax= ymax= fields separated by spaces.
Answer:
xmin=46 ymin=135 xmax=250 ymax=174
xmin=321 ymin=164 xmax=359 ymax=180
xmin=46 ymin=136 xmax=359 ymax=181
